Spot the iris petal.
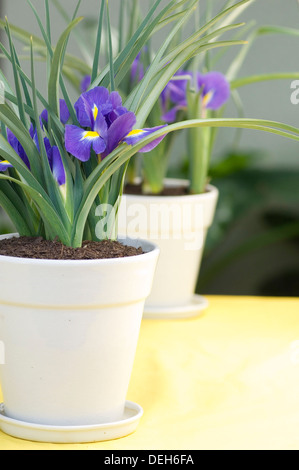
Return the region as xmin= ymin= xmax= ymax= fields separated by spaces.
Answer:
xmin=92 ymin=136 xmax=106 ymax=155
xmin=161 ymin=71 xmax=191 ymax=121
xmin=65 ymin=125 xmax=94 ymax=162
xmin=94 ymin=112 xmax=108 ymax=140
xmin=51 ymin=146 xmax=66 ymax=186
xmin=7 ymin=128 xmax=31 ymax=169
xmin=81 ymin=75 xmax=91 ymax=93
xmin=124 ymin=125 xmax=167 ymax=152
xmin=103 ymin=111 xmax=136 ymax=157
xmin=109 ymin=91 xmax=123 ymax=109
xmin=161 ymin=105 xmax=185 ymax=123
xmin=59 ymin=100 xmax=71 ymax=124
xmin=197 ymin=72 xmax=230 ymax=110
xmin=40 ymin=99 xmax=70 ymax=128
xmin=44 ymin=137 xmax=66 ymax=186
xmin=75 ymin=87 xmax=113 ymax=128
xmin=0 ymin=160 xmax=13 ymax=171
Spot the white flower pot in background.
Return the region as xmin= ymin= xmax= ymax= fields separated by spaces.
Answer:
xmin=118 ymin=180 xmax=218 ymax=319
xmin=0 ymin=234 xmax=159 ymax=443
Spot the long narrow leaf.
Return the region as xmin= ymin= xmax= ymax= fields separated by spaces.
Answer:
xmin=91 ymin=0 xmax=105 ymax=83
xmin=129 ymin=0 xmax=198 ymax=112
xmin=106 ymin=0 xmax=115 ymax=91
xmin=51 ymin=0 xmax=93 ymax=65
xmin=48 ymin=17 xmax=83 ymax=118
xmin=231 ymin=72 xmax=299 ymax=89
xmin=0 ymin=188 xmax=33 ymax=236
xmin=30 ymin=37 xmax=70 ymax=231
xmin=5 ymin=20 xmax=27 ymax=127
xmin=0 ymin=41 xmax=65 ymax=135
xmin=0 ymin=173 xmax=70 ymax=244
xmin=89 ymin=0 xmax=167 ymax=88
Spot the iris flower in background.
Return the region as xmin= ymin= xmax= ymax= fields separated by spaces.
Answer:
xmin=197 ymin=71 xmax=230 ymax=112
xmin=65 ymin=86 xmax=167 ymax=162
xmin=161 ymin=70 xmax=230 ymax=122
xmin=40 ymin=99 xmax=70 ymax=128
xmin=123 ymin=126 xmax=168 ymax=153
xmin=81 ymin=75 xmax=91 ymax=93
xmin=161 ymin=71 xmax=192 ymax=123
xmin=131 ymin=51 xmax=145 ymax=83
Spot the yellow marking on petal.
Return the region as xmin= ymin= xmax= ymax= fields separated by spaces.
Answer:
xmin=202 ymin=91 xmax=214 ymax=107
xmin=83 ymin=131 xmax=100 ymax=140
xmin=127 ymin=129 xmax=145 ymax=137
xmin=93 ymin=105 xmax=98 ymax=121
xmin=0 ymin=160 xmax=10 ymax=164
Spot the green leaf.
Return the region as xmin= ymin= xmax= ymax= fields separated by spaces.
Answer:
xmin=129 ymin=0 xmax=198 ymax=112
xmin=51 ymin=0 xmax=93 ymax=65
xmin=0 ymin=104 xmax=43 ymax=180
xmin=0 ymin=173 xmax=70 ymax=244
xmin=133 ymin=39 xmax=247 ymax=127
xmin=0 ymin=18 xmax=45 ymax=47
xmin=0 ymin=186 xmax=33 ymax=236
xmin=106 ymin=0 xmax=115 ymax=91
xmin=91 ymin=0 xmax=105 ymax=83
xmin=231 ymin=72 xmax=299 ymax=89
xmin=27 ymin=0 xmax=53 ymax=57
xmin=0 ymin=41 xmax=65 ymax=135
xmin=5 ymin=20 xmax=27 ymax=127
xmin=30 ymin=38 xmax=71 ymax=231
xmin=89 ymin=0 xmax=167 ymax=88
xmin=48 ymin=16 xmax=83 ymax=118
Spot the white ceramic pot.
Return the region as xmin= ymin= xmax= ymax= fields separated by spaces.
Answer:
xmin=118 ymin=179 xmax=218 ymax=318
xmin=0 ymin=234 xmax=159 ymax=443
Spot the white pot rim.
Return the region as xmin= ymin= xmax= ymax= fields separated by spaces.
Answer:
xmin=0 ymin=234 xmax=159 ymax=267
xmin=125 ymin=179 xmax=218 ymax=202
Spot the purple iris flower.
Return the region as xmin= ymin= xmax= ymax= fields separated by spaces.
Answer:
xmin=131 ymin=51 xmax=145 ymax=83
xmin=40 ymin=99 xmax=70 ymax=127
xmin=74 ymin=87 xmax=114 ymax=129
xmin=5 ymin=124 xmax=66 ymax=186
xmin=161 ymin=70 xmax=230 ymax=122
xmin=0 ymin=160 xmax=13 ymax=172
xmin=44 ymin=138 xmax=66 ymax=186
xmin=161 ymin=71 xmax=192 ymax=123
xmin=197 ymin=71 xmax=230 ymax=110
xmin=65 ymin=88 xmax=131 ymax=161
xmin=81 ymin=75 xmax=91 ymax=93
xmin=65 ymin=86 xmax=167 ymax=162
xmin=101 ymin=111 xmax=137 ymax=158
xmin=7 ymin=128 xmax=31 ymax=169
xmin=123 ymin=126 xmax=168 ymax=153
xmin=65 ymin=113 xmax=108 ymax=162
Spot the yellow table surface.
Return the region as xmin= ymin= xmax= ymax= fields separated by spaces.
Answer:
xmin=1 ymin=295 xmax=299 ymax=450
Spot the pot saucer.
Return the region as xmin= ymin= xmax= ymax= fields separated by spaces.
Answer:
xmin=143 ymin=294 xmax=209 ymax=319
xmin=0 ymin=401 xmax=143 ymax=444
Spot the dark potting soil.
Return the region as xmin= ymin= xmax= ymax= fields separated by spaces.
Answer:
xmin=0 ymin=236 xmax=143 ymax=260
xmin=125 ymin=183 xmax=189 ymax=196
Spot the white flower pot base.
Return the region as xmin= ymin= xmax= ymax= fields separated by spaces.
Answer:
xmin=0 ymin=401 xmax=143 ymax=444
xmin=143 ymin=294 xmax=209 ymax=319
xmin=118 ymin=180 xmax=218 ymax=318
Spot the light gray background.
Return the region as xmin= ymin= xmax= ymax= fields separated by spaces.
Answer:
xmin=1 ymin=0 xmax=299 ymax=170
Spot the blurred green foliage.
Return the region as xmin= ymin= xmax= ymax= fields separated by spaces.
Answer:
xmin=170 ymin=149 xmax=299 ymax=296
